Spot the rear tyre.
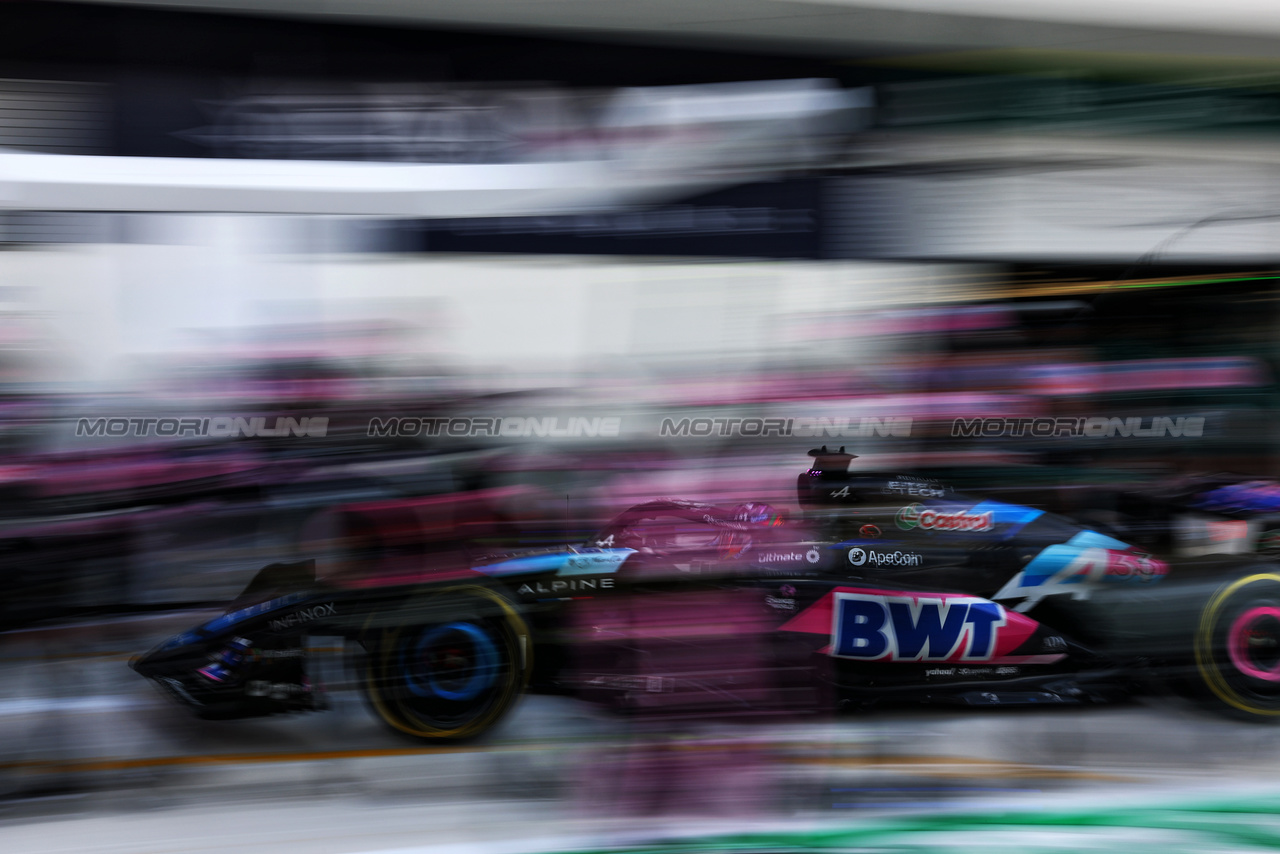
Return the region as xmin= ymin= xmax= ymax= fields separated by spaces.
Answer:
xmin=1194 ymin=572 xmax=1280 ymax=720
xmin=364 ymin=586 xmax=530 ymax=741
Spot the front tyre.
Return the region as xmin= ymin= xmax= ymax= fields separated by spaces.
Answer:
xmin=1194 ymin=572 xmax=1280 ymax=719
xmin=364 ymin=587 xmax=530 ymax=741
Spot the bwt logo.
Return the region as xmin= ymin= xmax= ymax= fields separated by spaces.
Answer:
xmin=832 ymin=592 xmax=1006 ymax=661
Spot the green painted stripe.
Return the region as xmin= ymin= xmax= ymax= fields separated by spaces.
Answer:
xmin=1112 ymin=273 xmax=1280 ymax=290
xmin=555 ymin=792 xmax=1280 ymax=853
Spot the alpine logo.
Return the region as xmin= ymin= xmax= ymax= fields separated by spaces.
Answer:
xmin=832 ymin=592 xmax=1006 ymax=661
xmin=896 ymin=503 xmax=994 ymax=533
xmin=848 ymin=548 xmax=923 ymax=567
xmin=517 ymin=577 xmax=615 ymax=595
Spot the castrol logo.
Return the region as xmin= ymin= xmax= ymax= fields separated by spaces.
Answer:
xmin=896 ymin=503 xmax=994 ymax=533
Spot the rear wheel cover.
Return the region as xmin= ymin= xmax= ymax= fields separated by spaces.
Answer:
xmin=1226 ymin=606 xmax=1280 ymax=683
xmin=1195 ymin=572 xmax=1280 ymax=717
xmin=365 ymin=586 xmax=530 ymax=740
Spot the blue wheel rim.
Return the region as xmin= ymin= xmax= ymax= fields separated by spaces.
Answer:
xmin=402 ymin=621 xmax=499 ymax=701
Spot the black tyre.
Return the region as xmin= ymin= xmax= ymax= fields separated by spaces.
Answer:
xmin=363 ymin=586 xmax=531 ymax=741
xmin=1194 ymin=572 xmax=1280 ymax=719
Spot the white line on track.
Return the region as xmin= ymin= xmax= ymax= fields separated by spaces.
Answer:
xmin=0 ymin=696 xmax=147 ymax=716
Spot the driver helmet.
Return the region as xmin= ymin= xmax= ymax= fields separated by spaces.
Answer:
xmin=731 ymin=502 xmax=785 ymax=527
xmin=714 ymin=502 xmax=785 ymax=558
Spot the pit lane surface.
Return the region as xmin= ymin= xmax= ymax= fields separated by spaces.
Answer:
xmin=4 ymin=613 xmax=1280 ymax=853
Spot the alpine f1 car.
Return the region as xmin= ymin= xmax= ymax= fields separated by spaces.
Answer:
xmin=132 ymin=448 xmax=1280 ymax=740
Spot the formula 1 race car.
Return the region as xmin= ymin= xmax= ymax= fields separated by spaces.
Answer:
xmin=132 ymin=448 xmax=1280 ymax=740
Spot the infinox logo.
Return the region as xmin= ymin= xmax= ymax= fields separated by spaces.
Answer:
xmin=267 ymin=602 xmax=336 ymax=632
xmin=833 ymin=592 xmax=1006 ymax=661
xmin=896 ymin=503 xmax=993 ymax=533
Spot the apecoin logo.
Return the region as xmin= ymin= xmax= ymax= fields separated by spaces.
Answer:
xmin=849 ymin=547 xmax=923 ymax=567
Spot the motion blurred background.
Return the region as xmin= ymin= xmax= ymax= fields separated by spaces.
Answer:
xmin=5 ymin=1 xmax=1280 ymax=852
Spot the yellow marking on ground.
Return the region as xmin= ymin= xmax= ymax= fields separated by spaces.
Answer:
xmin=969 ymin=271 xmax=1280 ymax=301
xmin=0 ymin=745 xmax=1135 ymax=783
xmin=0 ymin=744 xmax=535 ymax=774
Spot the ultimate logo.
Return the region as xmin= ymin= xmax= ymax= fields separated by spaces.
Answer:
xmin=896 ymin=503 xmax=994 ymax=533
